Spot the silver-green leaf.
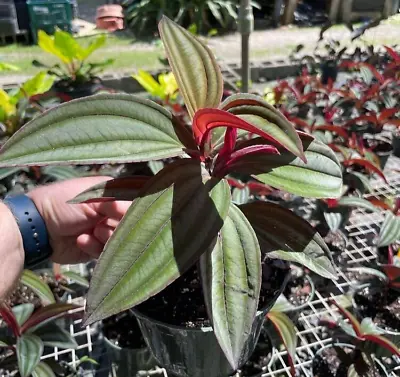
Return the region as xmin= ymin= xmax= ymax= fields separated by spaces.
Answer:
xmin=12 ymin=304 xmax=34 ymax=327
xmin=17 ymin=334 xmax=44 ymax=377
xmin=0 ymin=94 xmax=187 ymax=167
xmin=32 ymin=362 xmax=56 ymax=377
xmin=241 ymin=201 xmax=337 ymax=279
xmin=200 ymin=204 xmax=261 ymax=369
xmin=84 ymin=159 xmax=231 ymax=324
xmin=20 ymin=270 xmax=55 ymax=306
xmin=378 ymin=211 xmax=400 ymax=247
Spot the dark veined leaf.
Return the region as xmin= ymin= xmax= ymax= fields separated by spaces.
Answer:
xmin=159 ymin=16 xmax=223 ymax=119
xmin=200 ymin=204 xmax=261 ymax=369
xmin=20 ymin=270 xmax=56 ymax=306
xmin=331 ymin=301 xmax=362 ymax=338
xmin=32 ymin=362 xmax=56 ymax=377
xmin=241 ymin=201 xmax=337 ymax=279
xmin=323 ymin=210 xmax=348 ymax=232
xmin=84 ymin=159 xmax=230 ymax=325
xmin=230 ymin=134 xmax=342 ymax=199
xmin=17 ymin=334 xmax=43 ymax=377
xmin=232 ymin=186 xmax=250 ymax=205
xmin=346 ymin=172 xmax=373 ymax=193
xmin=33 ymin=322 xmax=78 ymax=349
xmin=378 ymin=211 xmax=400 ymax=247
xmin=266 ymin=311 xmax=297 ymax=377
xmin=381 ymin=265 xmax=400 ymax=288
xmin=61 ymin=271 xmax=89 ymax=288
xmin=0 ymin=94 xmax=189 ymax=167
xmin=21 ymin=303 xmax=79 ymax=333
xmin=219 ymin=93 xmax=305 ymax=160
xmin=12 ymin=304 xmax=34 ymax=327
xmin=68 ymin=176 xmax=150 ymax=204
xmin=337 ymin=197 xmax=380 ymax=212
xmin=362 ymin=334 xmax=400 ymax=357
xmin=313 ymin=125 xmax=349 ymax=139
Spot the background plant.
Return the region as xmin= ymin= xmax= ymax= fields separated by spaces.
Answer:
xmin=33 ymin=30 xmax=113 ymax=87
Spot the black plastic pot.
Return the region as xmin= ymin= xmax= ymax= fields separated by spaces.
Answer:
xmin=321 ymin=60 xmax=338 ymax=85
xmin=393 ymin=131 xmax=400 ymax=158
xmin=132 ymin=270 xmax=291 ymax=377
xmin=104 ymin=336 xmax=156 ymax=376
xmin=53 ymin=79 xmax=105 ymax=101
xmin=311 ymin=342 xmax=389 ymax=377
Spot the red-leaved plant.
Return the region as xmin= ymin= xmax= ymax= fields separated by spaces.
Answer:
xmin=319 ymin=300 xmax=400 ymax=377
xmin=0 ymin=17 xmax=342 ymax=369
xmin=0 ymin=302 xmax=79 ymax=377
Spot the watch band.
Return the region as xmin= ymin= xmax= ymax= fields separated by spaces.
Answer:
xmin=3 ymin=194 xmax=52 ymax=267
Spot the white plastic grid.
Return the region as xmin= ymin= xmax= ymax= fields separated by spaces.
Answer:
xmin=38 ymin=156 xmax=400 ymax=377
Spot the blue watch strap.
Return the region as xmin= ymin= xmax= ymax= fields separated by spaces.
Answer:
xmin=3 ymin=194 xmax=52 ymax=267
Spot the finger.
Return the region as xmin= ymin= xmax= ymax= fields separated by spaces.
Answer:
xmin=93 ymin=223 xmax=115 ymax=244
xmin=76 ymin=233 xmax=104 ymax=259
xmin=91 ymin=200 xmax=132 ymax=221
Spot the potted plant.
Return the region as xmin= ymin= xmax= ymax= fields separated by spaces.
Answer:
xmin=0 ymin=72 xmax=55 ymax=136
xmin=393 ymin=129 xmax=400 ymax=158
xmin=33 ymin=30 xmax=114 ymax=101
xmin=0 ymin=302 xmax=79 ymax=377
xmin=0 ymin=17 xmax=342 ymax=377
xmin=315 ymin=301 xmax=400 ymax=377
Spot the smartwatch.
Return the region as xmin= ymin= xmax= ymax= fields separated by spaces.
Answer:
xmin=3 ymin=194 xmax=52 ymax=267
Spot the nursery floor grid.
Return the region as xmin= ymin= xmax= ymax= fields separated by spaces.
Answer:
xmin=42 ymin=156 xmax=400 ymax=377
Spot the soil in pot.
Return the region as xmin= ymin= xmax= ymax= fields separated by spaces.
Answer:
xmin=237 ymin=329 xmax=273 ymax=377
xmin=354 ymin=285 xmax=400 ymax=333
xmin=102 ymin=310 xmax=147 ymax=349
xmin=137 ymin=258 xmax=289 ymax=328
xmin=282 ymin=269 xmax=313 ymax=309
xmin=312 ymin=344 xmax=386 ymax=377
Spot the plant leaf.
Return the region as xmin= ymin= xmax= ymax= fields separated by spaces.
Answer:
xmin=360 ymin=318 xmax=382 ymax=336
xmin=20 ymin=270 xmax=56 ymax=306
xmin=84 ymin=159 xmax=230 ymax=325
xmin=38 ymin=30 xmax=70 ymax=63
xmin=21 ymin=303 xmax=79 ymax=333
xmin=0 ymin=340 xmax=7 ymax=347
xmin=17 ymin=334 xmax=43 ymax=377
xmin=381 ymin=265 xmax=400 ymax=288
xmin=346 ymin=172 xmax=373 ymax=193
xmin=362 ymin=334 xmax=400 ymax=357
xmin=266 ymin=311 xmax=297 ymax=377
xmin=32 ymin=362 xmax=56 ymax=377
xmin=61 ymin=271 xmax=89 ymax=288
xmin=0 ymin=303 xmax=21 ymax=337
xmin=343 ymin=159 xmax=387 ymax=183
xmin=232 ymin=186 xmax=250 ymax=205
xmin=233 ymin=134 xmax=342 ymax=198
xmin=220 ymin=93 xmax=305 ymax=160
xmin=0 ymin=167 xmax=21 ymax=180
xmin=331 ymin=301 xmax=362 ymax=337
xmin=199 ymin=204 xmax=261 ymax=369
xmin=0 ymin=94 xmax=187 ymax=167
xmin=12 ymin=304 xmax=34 ymax=327
xmin=33 ymin=322 xmax=78 ymax=349
xmin=378 ymin=211 xmax=400 ymax=247
xmin=337 ymin=197 xmax=380 ymax=212
xmin=68 ymin=176 xmax=150 ymax=204
xmin=159 ymin=16 xmax=223 ymax=119
xmin=241 ymin=201 xmax=337 ymax=279
xmin=42 ymin=166 xmax=82 ymax=181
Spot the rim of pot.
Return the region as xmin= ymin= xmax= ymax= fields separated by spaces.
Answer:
xmin=351 ymin=282 xmax=400 ymax=336
xmin=311 ymin=342 xmax=389 ymax=377
xmin=132 ymin=268 xmax=292 ymax=332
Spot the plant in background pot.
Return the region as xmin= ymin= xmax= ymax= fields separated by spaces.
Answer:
xmin=0 ymin=302 xmax=79 ymax=377
xmin=315 ymin=301 xmax=400 ymax=377
xmin=0 ymin=17 xmax=342 ymax=377
xmin=33 ymin=30 xmax=114 ymax=101
xmin=0 ymin=72 xmax=55 ymax=136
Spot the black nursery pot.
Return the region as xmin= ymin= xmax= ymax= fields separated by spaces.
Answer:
xmin=53 ymin=78 xmax=105 ymax=101
xmin=321 ymin=60 xmax=338 ymax=85
xmin=393 ymin=131 xmax=400 ymax=158
xmin=132 ymin=267 xmax=291 ymax=377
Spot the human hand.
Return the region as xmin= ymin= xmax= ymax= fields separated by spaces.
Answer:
xmin=29 ymin=176 xmax=131 ymax=264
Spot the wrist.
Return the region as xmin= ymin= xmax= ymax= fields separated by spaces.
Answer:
xmin=0 ymin=202 xmax=24 ymax=299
